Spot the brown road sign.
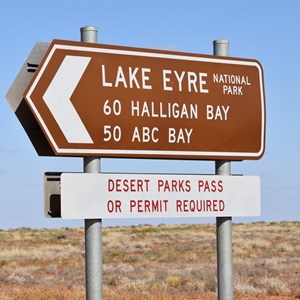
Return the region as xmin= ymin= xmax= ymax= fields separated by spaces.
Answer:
xmin=23 ymin=39 xmax=266 ymax=160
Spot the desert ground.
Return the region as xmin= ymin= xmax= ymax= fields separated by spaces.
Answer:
xmin=0 ymin=221 xmax=299 ymax=299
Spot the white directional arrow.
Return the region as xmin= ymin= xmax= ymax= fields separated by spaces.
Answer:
xmin=43 ymin=55 xmax=93 ymax=144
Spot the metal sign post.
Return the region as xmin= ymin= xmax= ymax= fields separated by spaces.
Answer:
xmin=81 ymin=26 xmax=102 ymax=300
xmin=214 ymin=40 xmax=233 ymax=300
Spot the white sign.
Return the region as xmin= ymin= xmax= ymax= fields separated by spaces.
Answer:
xmin=61 ymin=173 xmax=260 ymax=219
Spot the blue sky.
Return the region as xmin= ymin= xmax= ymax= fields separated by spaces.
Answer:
xmin=0 ymin=0 xmax=299 ymax=229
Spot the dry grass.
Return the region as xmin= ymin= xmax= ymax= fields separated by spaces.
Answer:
xmin=0 ymin=222 xmax=299 ymax=299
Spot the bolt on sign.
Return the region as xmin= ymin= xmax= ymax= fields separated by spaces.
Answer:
xmin=23 ymin=39 xmax=266 ymax=160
